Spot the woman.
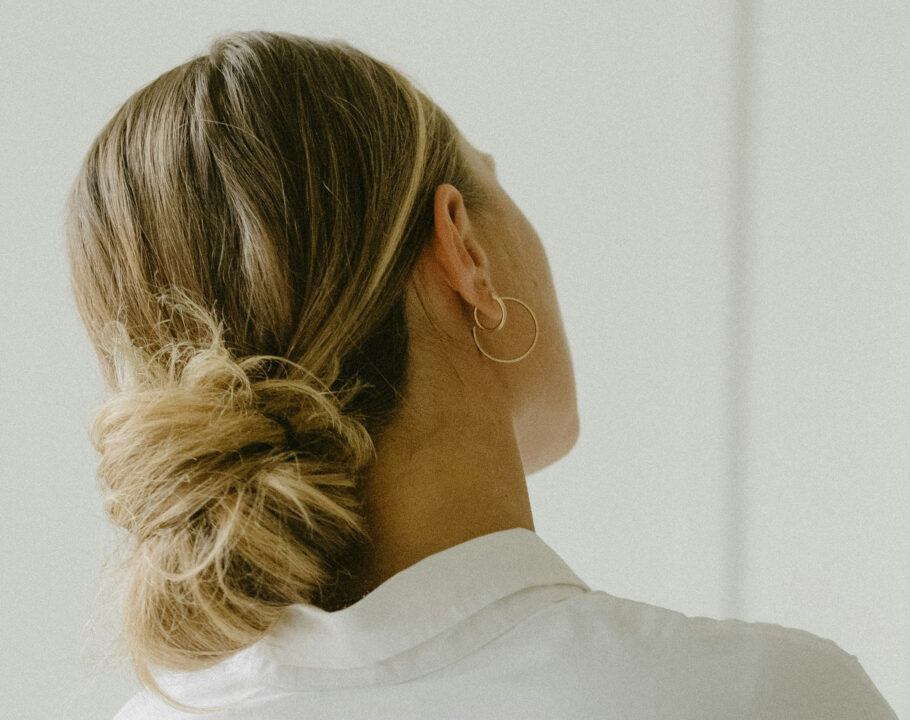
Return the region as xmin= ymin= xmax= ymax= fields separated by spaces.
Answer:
xmin=65 ymin=30 xmax=896 ymax=719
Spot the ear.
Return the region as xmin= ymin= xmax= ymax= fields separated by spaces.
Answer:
xmin=425 ymin=183 xmax=503 ymax=326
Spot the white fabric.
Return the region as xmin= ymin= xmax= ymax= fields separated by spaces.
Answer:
xmin=115 ymin=527 xmax=897 ymax=719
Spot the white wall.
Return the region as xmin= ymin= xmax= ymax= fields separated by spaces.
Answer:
xmin=1 ymin=2 xmax=905 ymax=718
xmin=744 ymin=1 xmax=909 ymax=707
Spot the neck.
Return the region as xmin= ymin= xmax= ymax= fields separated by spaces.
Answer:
xmin=330 ymin=355 xmax=534 ymax=607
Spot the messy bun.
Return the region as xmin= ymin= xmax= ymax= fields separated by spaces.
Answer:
xmin=94 ymin=290 xmax=373 ymax=658
xmin=63 ymin=30 xmax=490 ymax=710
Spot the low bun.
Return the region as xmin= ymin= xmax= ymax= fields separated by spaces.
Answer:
xmin=90 ymin=296 xmax=373 ymax=688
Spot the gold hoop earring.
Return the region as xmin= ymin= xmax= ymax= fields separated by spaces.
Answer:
xmin=472 ymin=295 xmax=539 ymax=364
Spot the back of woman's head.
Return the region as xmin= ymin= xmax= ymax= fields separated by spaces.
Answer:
xmin=63 ymin=29 xmax=489 ymax=708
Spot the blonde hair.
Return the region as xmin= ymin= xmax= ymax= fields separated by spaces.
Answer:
xmin=64 ymin=30 xmax=489 ymax=712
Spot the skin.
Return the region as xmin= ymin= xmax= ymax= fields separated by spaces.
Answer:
xmin=345 ymin=133 xmax=579 ymax=604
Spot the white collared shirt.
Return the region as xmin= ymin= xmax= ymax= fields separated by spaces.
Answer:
xmin=115 ymin=528 xmax=897 ymax=719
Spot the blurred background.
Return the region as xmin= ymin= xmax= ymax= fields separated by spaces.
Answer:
xmin=1 ymin=1 xmax=906 ymax=718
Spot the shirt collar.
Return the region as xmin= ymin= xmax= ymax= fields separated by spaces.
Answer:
xmin=153 ymin=527 xmax=590 ymax=702
xmin=261 ymin=526 xmax=590 ymax=668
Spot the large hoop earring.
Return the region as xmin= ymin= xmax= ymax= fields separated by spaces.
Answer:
xmin=472 ymin=295 xmax=539 ymax=364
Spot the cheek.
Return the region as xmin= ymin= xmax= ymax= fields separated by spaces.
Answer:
xmin=517 ymin=224 xmax=555 ymax=306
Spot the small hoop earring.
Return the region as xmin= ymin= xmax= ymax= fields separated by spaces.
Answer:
xmin=472 ymin=295 xmax=539 ymax=364
xmin=473 ymin=295 xmax=507 ymax=331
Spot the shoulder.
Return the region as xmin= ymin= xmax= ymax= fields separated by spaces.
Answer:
xmin=111 ymin=692 xmax=156 ymax=720
xmin=731 ymin=618 xmax=898 ymax=719
xmin=561 ymin=591 xmax=897 ymax=718
xmin=110 ymin=691 xmax=185 ymax=720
